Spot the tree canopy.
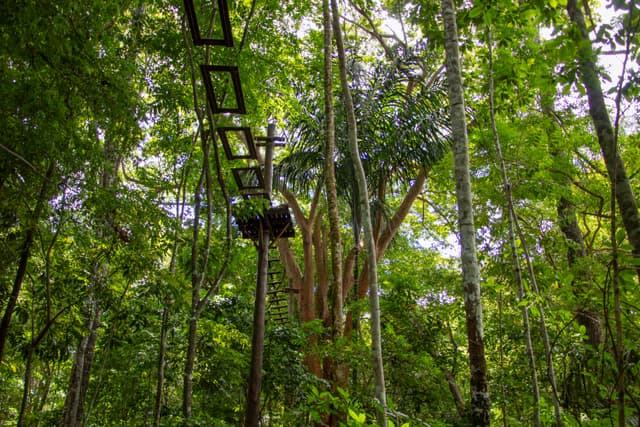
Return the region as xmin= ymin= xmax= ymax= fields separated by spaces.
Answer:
xmin=1 ymin=0 xmax=640 ymax=426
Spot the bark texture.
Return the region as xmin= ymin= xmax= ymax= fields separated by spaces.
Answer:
xmin=280 ymin=189 xmax=322 ymax=376
xmin=440 ymin=0 xmax=490 ymax=424
xmin=330 ymin=0 xmax=387 ymax=424
xmin=322 ymin=0 xmax=345 ymax=381
xmin=557 ymin=197 xmax=604 ymax=347
xmin=567 ymin=0 xmax=640 ymax=267
xmin=0 ymin=164 xmax=54 ymax=363
xmin=62 ymin=132 xmax=118 ymax=427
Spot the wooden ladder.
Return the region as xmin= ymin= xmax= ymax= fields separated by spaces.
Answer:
xmin=265 ymin=245 xmax=297 ymax=325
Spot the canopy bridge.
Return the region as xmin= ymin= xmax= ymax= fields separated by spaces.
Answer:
xmin=183 ymin=1 xmax=295 ymax=425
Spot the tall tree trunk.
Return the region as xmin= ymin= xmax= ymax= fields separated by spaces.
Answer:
xmin=280 ymin=188 xmax=322 ymax=376
xmin=322 ymin=0 xmax=345 ymax=391
xmin=182 ymin=168 xmax=205 ymax=419
xmin=18 ymin=307 xmax=65 ymax=427
xmin=440 ymin=1 xmax=490 ymax=425
xmin=566 ymin=0 xmax=640 ymax=273
xmin=153 ymin=306 xmax=170 ymax=427
xmin=556 ymin=196 xmax=604 ymax=347
xmin=330 ymin=1 xmax=387 ymax=425
xmin=0 ymin=164 xmax=54 ymax=363
xmin=610 ymin=181 xmax=625 ymax=427
xmin=347 ymin=171 xmax=427 ymax=318
xmin=61 ymin=305 xmax=101 ymax=427
xmin=155 ymin=125 xmax=191 ymax=426
xmin=486 ymin=28 xmax=541 ymax=427
xmin=62 ymin=129 xmax=117 ymax=427
xmin=245 ymin=222 xmax=269 ymax=427
xmin=18 ymin=346 xmax=35 ymax=427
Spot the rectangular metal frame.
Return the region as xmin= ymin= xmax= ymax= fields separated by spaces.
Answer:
xmin=201 ymin=65 xmax=246 ymax=114
xmin=183 ymin=0 xmax=234 ymax=47
xmin=217 ymin=126 xmax=257 ymax=160
xmin=232 ymin=167 xmax=264 ymax=191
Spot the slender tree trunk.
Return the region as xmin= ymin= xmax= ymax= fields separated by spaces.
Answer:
xmin=330 ymin=1 xmax=387 ymax=425
xmin=566 ymin=0 xmax=640 ymax=273
xmin=611 ymin=177 xmax=625 ymax=427
xmin=486 ymin=29 xmax=540 ymax=426
xmin=556 ymin=195 xmax=605 ymax=347
xmin=61 ymin=305 xmax=101 ymax=427
xmin=512 ymin=210 xmax=563 ymax=425
xmin=153 ymin=306 xmax=170 ymax=427
xmin=445 ymin=370 xmax=466 ymax=417
xmin=245 ymin=222 xmax=269 ymax=427
xmin=19 ymin=346 xmax=35 ymax=427
xmin=77 ymin=309 xmax=100 ymax=427
xmin=440 ymin=1 xmax=489 ymax=424
xmin=498 ymin=293 xmax=508 ymax=426
xmin=182 ymin=168 xmax=205 ymax=419
xmin=155 ymin=122 xmax=191 ymax=426
xmin=62 ymin=129 xmax=117 ymax=427
xmin=18 ymin=307 xmax=65 ymax=427
xmin=315 ymin=220 xmax=330 ymax=326
xmin=322 ymin=0 xmax=345 ymax=390
xmin=0 ymin=164 xmax=54 ymax=363
xmin=62 ymin=335 xmax=86 ymax=426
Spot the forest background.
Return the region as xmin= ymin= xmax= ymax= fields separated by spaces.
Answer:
xmin=1 ymin=0 xmax=639 ymax=426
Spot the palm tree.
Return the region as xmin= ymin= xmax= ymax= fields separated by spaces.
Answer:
xmin=274 ymin=33 xmax=451 ymax=420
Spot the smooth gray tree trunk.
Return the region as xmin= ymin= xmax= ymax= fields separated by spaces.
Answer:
xmin=330 ymin=0 xmax=387 ymax=424
xmin=440 ymin=1 xmax=490 ymax=424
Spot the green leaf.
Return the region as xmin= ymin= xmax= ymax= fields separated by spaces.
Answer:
xmin=469 ymin=6 xmax=484 ymax=18
xmin=348 ymin=408 xmax=366 ymax=424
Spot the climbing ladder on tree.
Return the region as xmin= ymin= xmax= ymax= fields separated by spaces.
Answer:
xmin=266 ymin=244 xmax=300 ymax=325
xmin=266 ymin=247 xmax=288 ymax=324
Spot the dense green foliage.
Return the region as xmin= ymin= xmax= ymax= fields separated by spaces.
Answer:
xmin=1 ymin=0 xmax=639 ymax=425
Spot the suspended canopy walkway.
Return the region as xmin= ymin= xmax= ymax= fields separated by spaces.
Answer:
xmin=183 ymin=1 xmax=296 ymax=425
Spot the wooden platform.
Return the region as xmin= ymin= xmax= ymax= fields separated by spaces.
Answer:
xmin=236 ymin=204 xmax=295 ymax=240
